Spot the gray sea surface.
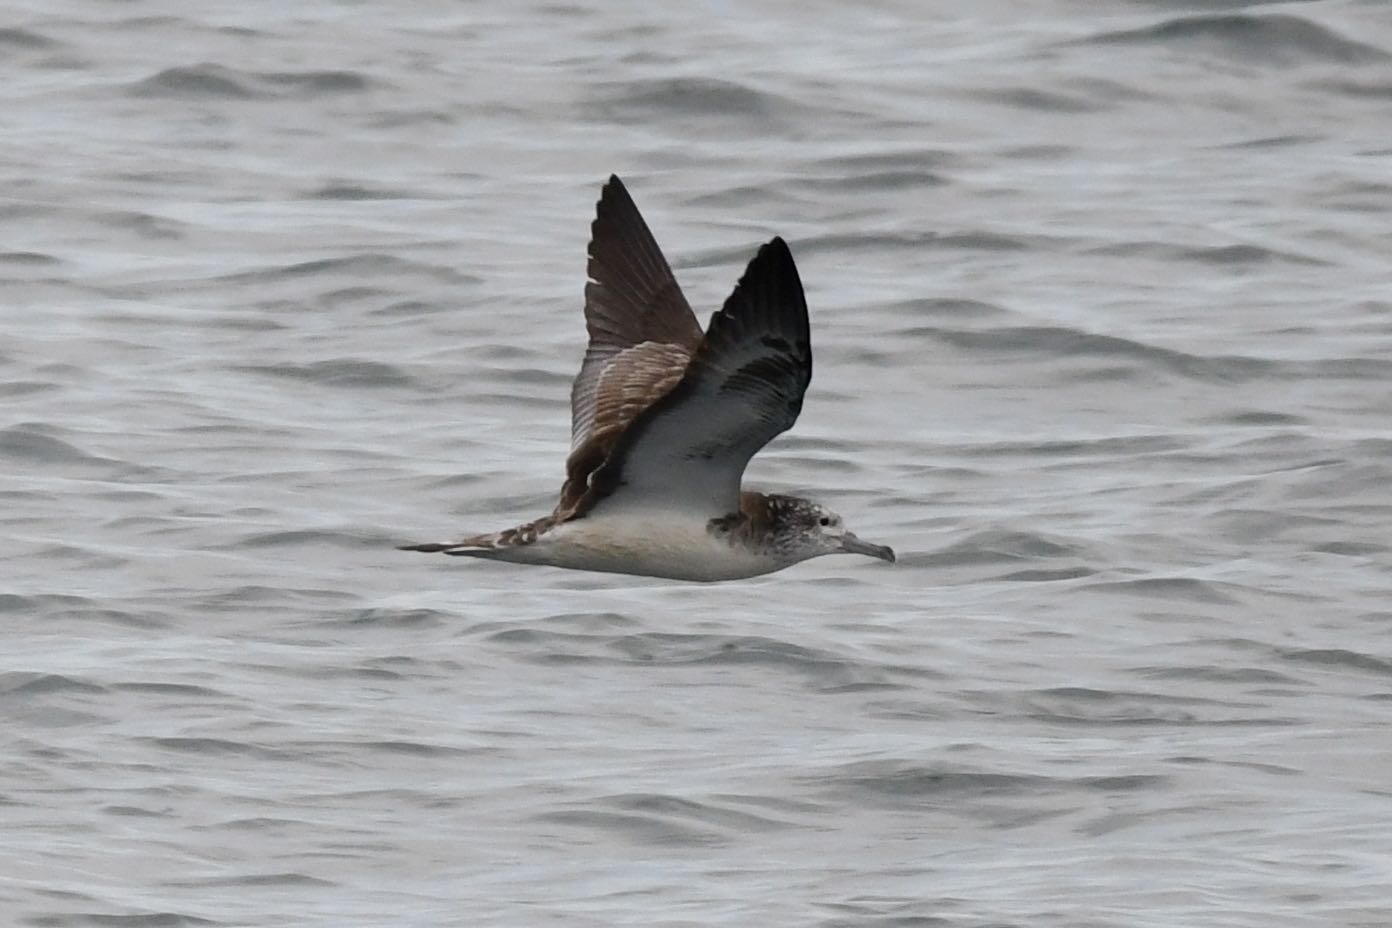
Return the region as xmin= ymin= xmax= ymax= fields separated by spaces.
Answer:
xmin=5 ymin=1 xmax=1392 ymax=925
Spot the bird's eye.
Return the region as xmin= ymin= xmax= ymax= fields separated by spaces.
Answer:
xmin=818 ymin=516 xmax=831 ymax=527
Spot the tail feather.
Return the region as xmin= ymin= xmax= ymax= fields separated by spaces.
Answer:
xmin=398 ymin=516 xmax=557 ymax=557
xmin=398 ymin=540 xmax=480 ymax=555
xmin=398 ymin=534 xmax=503 ymax=557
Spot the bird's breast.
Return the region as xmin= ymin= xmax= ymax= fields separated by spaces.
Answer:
xmin=531 ymin=511 xmax=781 ymax=581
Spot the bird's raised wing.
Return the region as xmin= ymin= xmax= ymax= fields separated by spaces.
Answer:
xmin=577 ymin=236 xmax=811 ymax=519
xmin=569 ymin=175 xmax=702 ymax=451
xmin=558 ymin=175 xmax=704 ymax=515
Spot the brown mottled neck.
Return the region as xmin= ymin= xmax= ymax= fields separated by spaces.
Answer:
xmin=709 ymin=491 xmax=806 ymax=547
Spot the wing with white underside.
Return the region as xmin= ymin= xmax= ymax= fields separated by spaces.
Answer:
xmin=581 ymin=236 xmax=811 ymax=518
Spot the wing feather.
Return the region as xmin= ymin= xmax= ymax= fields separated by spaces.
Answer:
xmin=577 ymin=237 xmax=811 ymax=518
xmin=569 ymin=176 xmax=702 ymax=453
xmin=558 ymin=176 xmax=704 ymax=515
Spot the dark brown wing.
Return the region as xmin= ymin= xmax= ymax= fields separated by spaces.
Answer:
xmin=558 ymin=175 xmax=704 ymax=514
xmin=569 ymin=176 xmax=703 ymax=451
xmin=574 ymin=237 xmax=811 ymax=519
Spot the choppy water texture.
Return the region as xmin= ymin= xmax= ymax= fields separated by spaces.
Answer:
xmin=5 ymin=1 xmax=1392 ymax=926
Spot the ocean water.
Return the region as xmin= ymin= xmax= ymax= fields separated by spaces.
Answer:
xmin=4 ymin=1 xmax=1392 ymax=925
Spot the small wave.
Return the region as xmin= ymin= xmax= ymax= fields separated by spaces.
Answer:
xmin=0 ymin=27 xmax=59 ymax=49
xmin=1314 ymin=78 xmax=1392 ymax=101
xmin=370 ymin=299 xmax=453 ymax=318
xmin=534 ymin=808 xmax=726 ymax=848
xmin=923 ymin=529 xmax=1083 ymax=567
xmin=204 ymin=816 xmax=311 ymax=831
xmin=972 ymin=86 xmax=1103 ymax=113
xmin=888 ymin=297 xmax=1013 ymax=324
xmin=0 ymin=425 xmax=109 ymax=465
xmin=216 ymin=252 xmax=476 ymax=288
xmin=1210 ymin=409 xmax=1307 ymax=427
xmin=354 ymin=739 xmax=478 ymax=757
xmin=93 ymin=210 xmax=185 ymax=240
xmin=1139 ymin=665 xmax=1303 ymax=685
xmin=1312 ymin=541 xmax=1386 ymax=558
xmin=170 ymin=872 xmax=336 ymax=889
xmin=219 ymin=529 xmax=377 ymax=550
xmin=339 ymin=608 xmax=453 ymax=628
xmin=130 ymin=63 xmax=378 ymax=100
xmin=191 ymin=585 xmax=356 ymax=610
xmin=1185 ymin=243 xmax=1327 ymax=266
xmin=44 ymin=912 xmax=223 ymax=927
xmin=921 ymin=324 xmax=1275 ymax=383
xmin=587 ymin=77 xmax=809 ymax=130
xmin=303 ymin=182 xmax=417 ymax=201
xmin=535 ymin=793 xmax=803 ymax=847
xmin=1084 ymin=576 xmax=1240 ymax=605
xmin=1024 ymin=686 xmax=1292 ymax=727
xmin=1223 ymin=134 xmax=1322 ymax=151
xmin=481 ymin=629 xmax=917 ymax=692
xmin=810 ymin=759 xmax=1167 ymax=805
xmin=684 ymin=183 xmax=804 ymax=212
xmin=113 ymin=682 xmax=227 ymax=698
xmin=794 ymin=230 xmax=1028 ymax=257
xmin=814 ymin=148 xmax=960 ymax=174
xmin=0 ymin=380 xmax=57 ymax=398
xmin=0 ymin=593 xmax=167 ymax=628
xmin=217 ymin=253 xmax=403 ymax=282
xmin=234 ymin=359 xmax=414 ymax=389
xmin=140 ymin=737 xmax=288 ymax=759
xmin=796 ymin=156 xmax=954 ymax=195
xmin=0 ymin=672 xmax=106 ymax=697
xmin=807 ymin=169 xmax=949 ymax=192
xmin=0 ymin=250 xmax=60 ymax=265
xmin=0 ymin=429 xmax=163 ymax=486
xmin=1089 ymin=239 xmax=1326 ymax=266
xmin=132 ymin=64 xmax=255 ymax=99
xmin=1081 ymin=13 xmax=1390 ymax=66
xmin=997 ymin=566 xmax=1096 ymax=582
xmin=1280 ymin=648 xmax=1392 ymax=677
xmin=258 ymin=69 xmax=373 ymax=95
xmin=103 ymin=805 xmax=174 ymax=818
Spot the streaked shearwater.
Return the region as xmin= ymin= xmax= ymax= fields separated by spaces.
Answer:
xmin=400 ymin=175 xmax=894 ymax=580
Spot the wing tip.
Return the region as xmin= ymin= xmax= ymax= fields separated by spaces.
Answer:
xmin=590 ymin=174 xmax=641 ymax=259
xmin=738 ymin=235 xmax=806 ymax=320
xmin=758 ymin=235 xmax=796 ymax=271
xmin=598 ymin=174 xmax=631 ymax=212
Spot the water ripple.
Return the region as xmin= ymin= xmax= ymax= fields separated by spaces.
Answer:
xmin=131 ymin=63 xmax=378 ymax=100
xmin=1081 ymin=13 xmax=1391 ymax=65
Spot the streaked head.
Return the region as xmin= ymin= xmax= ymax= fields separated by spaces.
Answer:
xmin=764 ymin=494 xmax=895 ymax=566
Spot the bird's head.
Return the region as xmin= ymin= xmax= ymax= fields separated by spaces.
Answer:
xmin=764 ymin=495 xmax=895 ymax=566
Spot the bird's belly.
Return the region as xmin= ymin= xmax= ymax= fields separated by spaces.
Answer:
xmin=521 ymin=513 xmax=776 ymax=582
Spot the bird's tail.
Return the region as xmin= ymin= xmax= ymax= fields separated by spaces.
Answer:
xmin=398 ymin=516 xmax=554 ymax=557
xmin=397 ymin=533 xmax=510 ymax=558
xmin=398 ymin=538 xmax=487 ymax=556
